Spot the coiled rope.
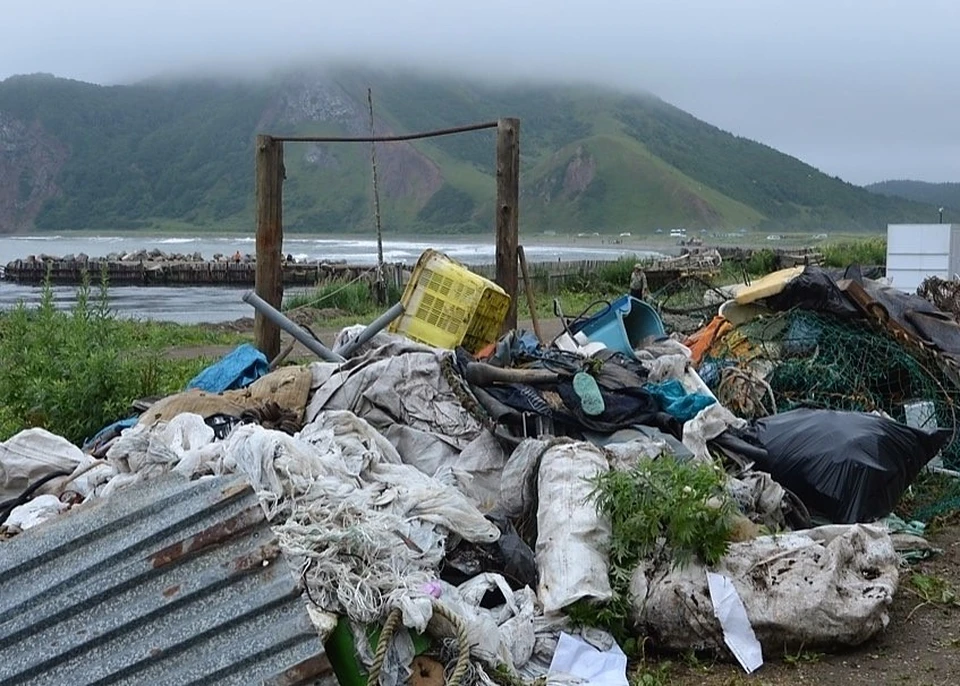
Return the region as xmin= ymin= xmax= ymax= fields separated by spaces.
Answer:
xmin=366 ymin=600 xmax=470 ymax=686
xmin=717 ymin=366 xmax=777 ymax=419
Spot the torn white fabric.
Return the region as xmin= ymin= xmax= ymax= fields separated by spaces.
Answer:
xmin=306 ymin=340 xmax=488 ymax=480
xmin=3 ymin=494 xmax=68 ymax=531
xmin=630 ymin=524 xmax=899 ymax=654
xmin=0 ymin=428 xmax=85 ymax=498
xmin=682 ymin=403 xmax=748 ymax=463
xmin=106 ymin=413 xmax=215 ymax=480
xmin=98 ymin=408 xmax=499 ymax=625
xmin=706 ymin=572 xmax=763 ymax=674
xmin=726 ymin=471 xmax=787 ymax=530
xmin=641 ymin=353 xmax=689 ymax=383
xmin=547 ymin=632 xmax=628 ymax=686
xmin=536 ymin=442 xmax=612 ymax=613
xmin=418 ymin=574 xmax=536 ymax=671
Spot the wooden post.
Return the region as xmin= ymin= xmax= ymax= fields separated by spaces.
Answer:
xmin=254 ymin=134 xmax=284 ymax=360
xmin=496 ymin=117 xmax=520 ymax=333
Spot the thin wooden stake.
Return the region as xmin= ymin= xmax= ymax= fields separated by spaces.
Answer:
xmin=518 ymin=245 xmax=543 ymax=342
xmin=367 ymin=88 xmax=386 ymax=305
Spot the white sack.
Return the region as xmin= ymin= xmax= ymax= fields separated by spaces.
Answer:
xmin=536 ymin=442 xmax=612 ymax=613
xmin=630 ymin=524 xmax=899 ymax=654
xmin=0 ymin=428 xmax=84 ymax=498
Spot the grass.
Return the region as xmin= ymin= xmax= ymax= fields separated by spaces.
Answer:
xmin=283 ymin=281 xmax=403 ymax=316
xmin=822 ymin=237 xmax=887 ymax=267
xmin=0 ymin=271 xmax=238 ymax=444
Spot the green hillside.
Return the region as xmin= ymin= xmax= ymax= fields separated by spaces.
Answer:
xmin=0 ymin=67 xmax=936 ymax=234
xmin=866 ymin=180 xmax=960 ymax=213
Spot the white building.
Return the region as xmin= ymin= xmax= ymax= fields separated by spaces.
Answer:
xmin=886 ymin=223 xmax=960 ymax=292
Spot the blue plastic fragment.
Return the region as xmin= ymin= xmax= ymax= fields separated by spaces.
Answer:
xmin=186 ymin=343 xmax=269 ymax=393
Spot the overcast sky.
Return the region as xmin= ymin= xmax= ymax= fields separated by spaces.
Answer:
xmin=2 ymin=0 xmax=957 ymax=185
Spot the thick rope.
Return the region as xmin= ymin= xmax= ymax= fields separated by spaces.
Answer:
xmin=366 ymin=600 xmax=470 ymax=686
xmin=717 ymin=366 xmax=777 ymax=419
xmin=367 ymin=608 xmax=403 ymax=686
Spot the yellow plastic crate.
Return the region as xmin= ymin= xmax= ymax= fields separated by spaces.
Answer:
xmin=390 ymin=249 xmax=511 ymax=353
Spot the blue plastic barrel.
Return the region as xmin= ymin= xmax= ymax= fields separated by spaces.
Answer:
xmin=570 ymin=295 xmax=666 ymax=357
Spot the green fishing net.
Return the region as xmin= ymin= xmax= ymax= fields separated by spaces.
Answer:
xmin=706 ymin=308 xmax=960 ymax=519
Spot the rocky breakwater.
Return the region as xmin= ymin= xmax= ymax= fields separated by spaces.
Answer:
xmin=2 ymin=249 xmax=405 ymax=288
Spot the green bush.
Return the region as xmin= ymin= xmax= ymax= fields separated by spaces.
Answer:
xmin=284 ymin=280 xmax=403 ymax=315
xmin=745 ymin=248 xmax=777 ymax=276
xmin=822 ymin=237 xmax=887 ymax=268
xmin=0 ymin=272 xmax=210 ymax=444
xmin=567 ymin=456 xmax=736 ymax=653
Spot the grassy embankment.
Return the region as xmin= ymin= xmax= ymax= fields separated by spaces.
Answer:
xmin=0 ymin=273 xmax=243 ymax=443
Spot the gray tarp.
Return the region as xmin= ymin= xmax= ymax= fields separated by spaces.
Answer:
xmin=307 ymin=338 xmax=505 ymax=506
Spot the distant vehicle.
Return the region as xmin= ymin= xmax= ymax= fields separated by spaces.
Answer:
xmin=766 ymin=234 xmax=783 ymax=241
xmin=812 ymin=233 xmax=828 ymax=240
xmin=619 ymin=232 xmax=631 ymax=237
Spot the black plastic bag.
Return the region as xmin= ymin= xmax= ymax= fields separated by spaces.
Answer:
xmin=713 ymin=408 xmax=950 ymax=524
xmin=763 ymin=265 xmax=860 ymax=318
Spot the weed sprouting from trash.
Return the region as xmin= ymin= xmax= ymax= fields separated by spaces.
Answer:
xmin=592 ymin=456 xmax=736 ymax=569
xmin=567 ymin=455 xmax=736 ymax=652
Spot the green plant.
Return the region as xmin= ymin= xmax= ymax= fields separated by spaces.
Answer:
xmin=822 ymin=238 xmax=887 ymax=268
xmin=283 ymin=280 xmax=402 ymax=316
xmin=631 ymin=661 xmax=672 ymax=686
xmin=567 ymin=456 xmax=737 ymax=651
xmin=783 ymin=645 xmax=824 ymax=667
xmin=907 ymin=572 xmax=960 ymax=617
xmin=0 ymin=270 xmax=217 ymax=444
xmin=745 ymin=249 xmax=777 ymax=276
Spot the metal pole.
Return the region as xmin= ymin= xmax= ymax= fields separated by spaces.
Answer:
xmin=242 ymin=291 xmax=345 ymax=363
xmin=333 ymin=302 xmax=406 ymax=358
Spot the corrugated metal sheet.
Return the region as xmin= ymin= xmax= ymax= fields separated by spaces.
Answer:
xmin=0 ymin=472 xmax=331 ymax=685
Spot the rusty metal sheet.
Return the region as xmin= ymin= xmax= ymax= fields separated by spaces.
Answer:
xmin=0 ymin=472 xmax=331 ymax=686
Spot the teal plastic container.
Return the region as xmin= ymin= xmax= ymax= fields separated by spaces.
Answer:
xmin=571 ymin=295 xmax=666 ymax=357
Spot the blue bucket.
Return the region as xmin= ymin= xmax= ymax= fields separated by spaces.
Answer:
xmin=570 ymin=295 xmax=666 ymax=357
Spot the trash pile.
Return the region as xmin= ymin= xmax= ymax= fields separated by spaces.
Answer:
xmin=1 ymin=252 xmax=957 ymax=684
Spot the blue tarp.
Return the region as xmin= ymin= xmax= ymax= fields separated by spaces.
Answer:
xmin=82 ymin=416 xmax=138 ymax=451
xmin=186 ymin=344 xmax=269 ymax=394
xmin=644 ymin=379 xmax=716 ymax=422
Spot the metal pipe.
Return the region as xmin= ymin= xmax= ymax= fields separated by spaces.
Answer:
xmin=334 ymin=302 xmax=406 ymax=358
xmin=242 ymin=290 xmax=345 ymax=363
